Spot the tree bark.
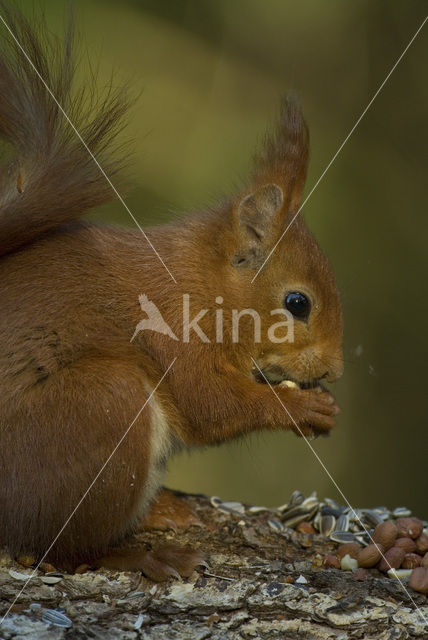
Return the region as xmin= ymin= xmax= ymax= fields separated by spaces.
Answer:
xmin=0 ymin=491 xmax=427 ymax=639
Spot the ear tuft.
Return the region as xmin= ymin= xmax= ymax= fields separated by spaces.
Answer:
xmin=253 ymin=97 xmax=309 ymax=213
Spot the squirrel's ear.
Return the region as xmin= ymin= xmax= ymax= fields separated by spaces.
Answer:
xmin=237 ymin=183 xmax=284 ymax=240
xmin=232 ymin=183 xmax=284 ymax=267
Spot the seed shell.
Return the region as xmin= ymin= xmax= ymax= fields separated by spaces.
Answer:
xmin=319 ymin=515 xmax=336 ymax=537
xmin=216 ymin=501 xmax=246 ymax=515
xmin=268 ymin=519 xmax=285 ymax=533
xmin=336 ymin=513 xmax=350 ymax=532
xmin=41 ymin=610 xmax=72 ymax=628
xmin=393 ymin=507 xmax=412 ymax=518
xmin=364 ymin=509 xmax=384 ymax=527
xmin=248 ymin=506 xmax=268 ymax=514
xmin=8 ymin=569 xmax=35 ymax=581
xmin=330 ymin=531 xmax=356 ymax=544
xmin=41 ymin=575 xmax=63 ymax=585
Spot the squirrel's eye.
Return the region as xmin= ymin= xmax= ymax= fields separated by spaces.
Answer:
xmin=284 ymin=292 xmax=311 ymax=320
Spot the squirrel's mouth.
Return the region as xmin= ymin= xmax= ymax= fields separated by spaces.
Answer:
xmin=253 ymin=366 xmax=323 ymax=390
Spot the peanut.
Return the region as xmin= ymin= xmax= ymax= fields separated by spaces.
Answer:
xmin=372 ymin=520 xmax=397 ymax=550
xmin=396 ymin=517 xmax=423 ymax=540
xmin=409 ymin=567 xmax=428 ymax=594
xmin=357 ymin=543 xmax=384 ymax=568
xmin=337 ymin=542 xmax=361 ymax=560
xmin=402 ymin=553 xmax=422 ymax=569
xmin=415 ymin=533 xmax=428 ymax=555
xmin=378 ymin=546 xmax=405 ymax=572
xmin=394 ymin=537 xmax=417 ymax=554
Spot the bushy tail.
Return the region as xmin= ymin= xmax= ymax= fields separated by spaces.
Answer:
xmin=0 ymin=3 xmax=131 ymax=257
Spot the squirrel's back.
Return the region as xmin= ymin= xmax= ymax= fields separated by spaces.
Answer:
xmin=0 ymin=3 xmax=131 ymax=258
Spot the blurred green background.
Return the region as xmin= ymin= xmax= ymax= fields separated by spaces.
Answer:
xmin=14 ymin=1 xmax=427 ymax=516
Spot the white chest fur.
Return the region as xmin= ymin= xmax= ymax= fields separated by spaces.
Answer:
xmin=133 ymin=385 xmax=181 ymax=523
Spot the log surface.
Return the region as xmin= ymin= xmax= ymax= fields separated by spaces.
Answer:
xmin=0 ymin=491 xmax=427 ymax=639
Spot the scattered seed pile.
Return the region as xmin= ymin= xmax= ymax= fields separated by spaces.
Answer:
xmin=211 ymin=490 xmax=428 ymax=595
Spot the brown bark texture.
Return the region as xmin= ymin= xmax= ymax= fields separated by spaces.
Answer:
xmin=0 ymin=491 xmax=427 ymax=639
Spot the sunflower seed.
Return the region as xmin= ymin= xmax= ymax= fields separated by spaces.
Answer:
xmin=41 ymin=610 xmax=72 ymax=628
xmin=210 ymin=496 xmax=245 ymax=514
xmin=279 ymin=505 xmax=302 ymax=520
xmin=281 ymin=504 xmax=319 ymax=528
xmin=301 ymin=495 xmax=319 ymax=511
xmin=392 ymin=507 xmax=412 ymax=518
xmin=307 ymin=504 xmax=320 ymax=520
xmin=9 ymin=569 xmax=35 ymax=581
xmin=268 ymin=519 xmax=285 ymax=533
xmin=41 ymin=575 xmax=63 ymax=585
xmin=276 ymin=504 xmax=288 ymax=512
xmin=324 ymin=497 xmax=341 ymax=510
xmin=279 ymin=494 xmax=318 ymax=524
xmin=372 ymin=507 xmax=390 ymax=521
xmin=363 ymin=509 xmax=384 ymax=527
xmin=277 ymin=490 xmax=305 ymax=513
xmin=336 ymin=513 xmax=350 ymax=532
xmin=282 ymin=513 xmax=309 ymax=528
xmin=258 ymin=491 xmax=422 ymax=555
xmin=319 ymin=515 xmax=336 ymax=537
xmin=290 ymin=490 xmax=305 ymax=506
xmin=216 ymin=501 xmax=246 ymax=515
xmin=330 ymin=531 xmax=356 ymax=544
xmin=355 ymin=534 xmax=370 ymax=547
xmin=347 ymin=508 xmax=362 ymax=522
xmin=248 ymin=505 xmax=269 ymax=514
xmin=313 ymin=509 xmax=322 ymax=530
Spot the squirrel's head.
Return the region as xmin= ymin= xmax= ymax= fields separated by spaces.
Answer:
xmin=225 ymin=97 xmax=343 ymax=387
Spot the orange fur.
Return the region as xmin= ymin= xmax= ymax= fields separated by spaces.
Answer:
xmin=0 ymin=6 xmax=343 ymax=572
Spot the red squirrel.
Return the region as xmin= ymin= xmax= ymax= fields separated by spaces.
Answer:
xmin=0 ymin=6 xmax=343 ymax=580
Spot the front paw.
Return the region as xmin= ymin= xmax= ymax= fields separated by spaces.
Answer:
xmin=140 ymin=489 xmax=203 ymax=532
xmin=280 ymin=386 xmax=340 ymax=437
xmin=97 ymin=543 xmax=207 ymax=580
